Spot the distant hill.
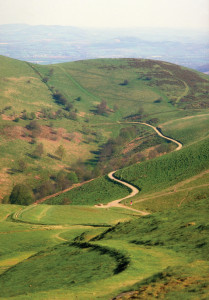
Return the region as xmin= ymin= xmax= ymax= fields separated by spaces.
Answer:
xmin=0 ymin=24 xmax=208 ymax=69
xmin=197 ymin=63 xmax=209 ymax=74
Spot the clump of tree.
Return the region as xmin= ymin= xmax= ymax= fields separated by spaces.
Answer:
xmin=146 ymin=118 xmax=159 ymax=125
xmin=35 ymin=180 xmax=56 ymax=199
xmin=154 ymin=98 xmax=162 ymax=103
xmin=26 ymin=120 xmax=40 ymax=131
xmin=52 ymin=90 xmax=78 ymax=119
xmin=9 ymin=184 xmax=34 ymax=205
xmin=40 ymin=106 xmax=78 ymax=121
xmin=26 ymin=120 xmax=41 ymax=138
xmin=42 ymin=77 xmax=49 ymax=83
xmin=97 ymin=126 xmax=145 ymax=173
xmin=22 ymin=111 xmax=36 ymax=121
xmin=65 ymin=102 xmax=73 ymax=112
xmin=34 ymin=170 xmax=79 ymax=200
xmin=68 ymin=111 xmax=77 ymax=121
xmin=55 ymin=170 xmax=75 ymax=190
xmin=13 ymin=117 xmax=20 ymax=123
xmin=42 ymin=68 xmax=54 ymax=84
xmin=32 ymin=143 xmax=44 ymax=158
xmin=120 ymin=79 xmax=129 ymax=86
xmin=124 ymin=106 xmax=146 ymax=121
xmin=41 ymin=108 xmax=54 ymax=119
xmin=17 ymin=158 xmax=27 ymax=172
xmin=70 ymin=160 xmax=94 ymax=182
xmin=67 ymin=171 xmax=79 ymax=184
xmin=95 ymin=100 xmax=110 ymax=116
xmin=53 ymin=90 xmax=68 ymax=106
xmin=94 ymin=124 xmax=174 ymax=173
xmin=55 ymin=145 xmax=66 ymax=160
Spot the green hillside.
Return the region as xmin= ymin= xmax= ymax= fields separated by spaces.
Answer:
xmin=0 ymin=55 xmax=209 ymax=299
xmin=115 ymin=137 xmax=209 ymax=196
xmin=93 ymin=197 xmax=209 ymax=299
xmin=1 ymin=55 xmax=209 ymax=200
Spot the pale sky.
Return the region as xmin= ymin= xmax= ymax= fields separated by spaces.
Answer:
xmin=0 ymin=0 xmax=209 ymax=30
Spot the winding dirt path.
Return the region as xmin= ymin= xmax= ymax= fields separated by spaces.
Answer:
xmin=28 ymin=121 xmax=182 ymax=215
xmin=96 ymin=171 xmax=149 ymax=215
xmin=118 ymin=121 xmax=182 ymax=151
xmin=96 ymin=121 xmax=182 ymax=213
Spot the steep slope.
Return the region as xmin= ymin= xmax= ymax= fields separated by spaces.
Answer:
xmin=0 ymin=55 xmax=209 ymax=202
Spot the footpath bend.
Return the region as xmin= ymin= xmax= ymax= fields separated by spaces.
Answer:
xmin=95 ymin=122 xmax=182 ymax=214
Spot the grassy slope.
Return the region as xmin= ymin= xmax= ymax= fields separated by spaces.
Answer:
xmin=12 ymin=204 xmax=140 ymax=226
xmin=0 ymin=203 xmax=143 ymax=299
xmin=1 ymin=55 xmax=209 ymax=198
xmin=0 ymin=243 xmax=117 ymax=298
xmin=131 ymin=169 xmax=209 ymax=212
xmin=0 ymin=56 xmax=209 ymax=299
xmin=44 ymin=175 xmax=130 ymax=205
xmin=115 ymin=137 xmax=209 ymax=196
xmin=0 ymin=56 xmax=53 ymax=113
xmin=93 ymin=197 xmax=209 ymax=299
xmin=1 ymin=196 xmax=208 ymax=299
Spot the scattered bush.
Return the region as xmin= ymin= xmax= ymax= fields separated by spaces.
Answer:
xmin=147 ymin=118 xmax=159 ymax=125
xmin=17 ymin=159 xmax=27 ymax=172
xmin=96 ymin=100 xmax=109 ymax=116
xmin=42 ymin=77 xmax=49 ymax=83
xmin=32 ymin=143 xmax=44 ymax=158
xmin=53 ymin=90 xmax=68 ymax=106
xmin=55 ymin=145 xmax=66 ymax=160
xmin=13 ymin=117 xmax=20 ymax=123
xmin=26 ymin=120 xmax=40 ymax=131
xmin=120 ymin=79 xmax=129 ymax=86
xmin=65 ymin=102 xmax=73 ymax=112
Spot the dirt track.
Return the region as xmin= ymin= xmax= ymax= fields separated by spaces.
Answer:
xmin=118 ymin=121 xmax=182 ymax=151
xmin=95 ymin=171 xmax=149 ymax=215
xmin=34 ymin=121 xmax=182 ymax=215
xmin=95 ymin=122 xmax=182 ymax=214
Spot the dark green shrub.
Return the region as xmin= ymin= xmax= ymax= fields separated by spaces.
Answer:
xmin=9 ymin=184 xmax=34 ymax=205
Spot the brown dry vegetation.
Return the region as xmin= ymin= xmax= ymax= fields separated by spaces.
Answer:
xmin=2 ymin=126 xmax=31 ymax=142
xmin=114 ymin=275 xmax=209 ymax=300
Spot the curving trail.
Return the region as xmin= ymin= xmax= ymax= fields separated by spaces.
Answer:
xmin=96 ymin=121 xmax=182 ymax=213
xmin=19 ymin=120 xmax=182 ymax=215
xmin=96 ymin=171 xmax=149 ymax=215
xmin=118 ymin=121 xmax=182 ymax=151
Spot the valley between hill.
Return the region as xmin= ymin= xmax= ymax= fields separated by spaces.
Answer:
xmin=0 ymin=56 xmax=209 ymax=299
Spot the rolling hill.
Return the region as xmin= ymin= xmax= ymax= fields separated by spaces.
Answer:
xmin=0 ymin=55 xmax=209 ymax=299
xmin=1 ymin=55 xmax=209 ymax=200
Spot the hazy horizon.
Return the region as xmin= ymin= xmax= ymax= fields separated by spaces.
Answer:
xmin=0 ymin=0 xmax=208 ymax=30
